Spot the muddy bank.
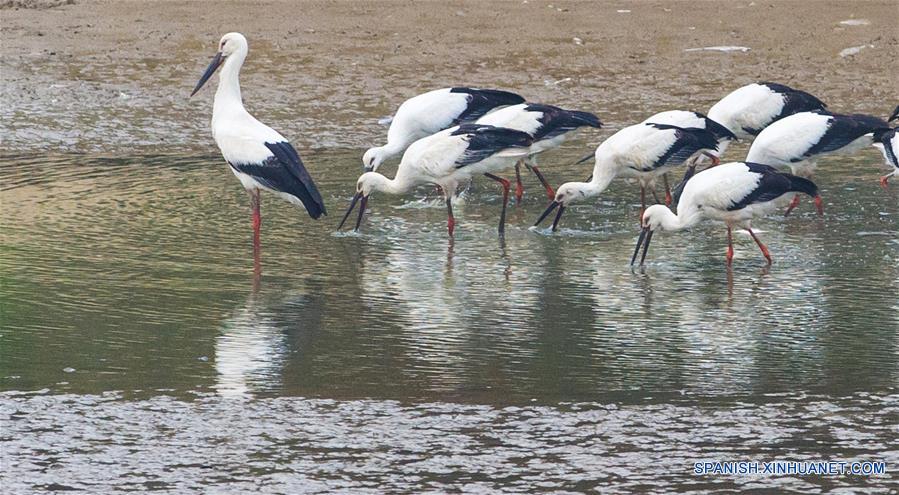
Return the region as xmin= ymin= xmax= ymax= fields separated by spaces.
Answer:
xmin=1 ymin=0 xmax=897 ymax=154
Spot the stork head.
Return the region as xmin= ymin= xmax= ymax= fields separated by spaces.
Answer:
xmin=533 ymin=181 xmax=598 ymax=232
xmin=362 ymin=147 xmax=388 ymax=172
xmin=190 ymin=32 xmax=248 ymax=97
xmin=641 ymin=204 xmax=673 ymax=231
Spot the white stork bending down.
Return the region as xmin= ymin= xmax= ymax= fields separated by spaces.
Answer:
xmin=632 ymin=162 xmax=821 ymax=266
xmin=362 ymin=87 xmax=525 ymax=172
xmin=642 ymin=110 xmax=737 ymax=202
xmin=340 ymin=124 xmax=533 ymax=236
xmin=190 ymin=33 xmax=325 ymax=249
xmin=707 ymin=82 xmax=827 ymax=148
xmin=533 ymin=123 xmax=719 ymax=231
xmin=745 ymin=111 xmax=889 ymax=215
xmin=872 ymin=105 xmax=899 ymax=188
xmin=475 ymin=103 xmax=602 ymax=202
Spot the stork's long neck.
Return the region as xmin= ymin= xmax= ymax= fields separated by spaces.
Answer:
xmin=214 ymin=50 xmax=247 ymax=115
xmin=587 ymin=155 xmax=619 ymax=195
xmin=658 ymin=204 xmax=702 ymax=232
xmin=368 ymin=171 xmax=416 ymax=196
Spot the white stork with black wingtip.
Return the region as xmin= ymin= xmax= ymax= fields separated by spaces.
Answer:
xmin=533 ymin=123 xmax=720 ymax=231
xmin=340 ymin=124 xmax=533 ymax=236
xmin=475 ymin=103 xmax=602 ymax=202
xmin=746 ymin=110 xmax=889 ymax=214
xmin=632 ymin=162 xmax=822 ymax=266
xmin=707 ymin=82 xmax=827 ymax=149
xmin=362 ymin=87 xmax=525 ymax=172
xmin=872 ymin=105 xmax=899 ymax=188
xmin=190 ymin=32 xmax=326 ymax=248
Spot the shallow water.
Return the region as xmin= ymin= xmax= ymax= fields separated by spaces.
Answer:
xmin=1 ymin=148 xmax=898 ymax=492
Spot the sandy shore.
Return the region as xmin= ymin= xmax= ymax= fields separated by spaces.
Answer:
xmin=2 ymin=0 xmax=897 ymax=153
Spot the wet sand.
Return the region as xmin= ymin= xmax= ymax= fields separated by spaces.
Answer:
xmin=1 ymin=0 xmax=897 ymax=154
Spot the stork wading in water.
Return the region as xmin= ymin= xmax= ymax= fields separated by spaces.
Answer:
xmin=632 ymin=162 xmax=822 ymax=266
xmin=191 ymin=33 xmax=326 ymax=251
xmin=707 ymin=82 xmax=827 ymax=150
xmin=642 ymin=110 xmax=737 ymax=201
xmin=872 ymin=106 xmax=899 ymax=188
xmin=534 ymin=123 xmax=720 ymax=231
xmin=339 ymin=124 xmax=533 ymax=236
xmin=363 ymin=87 xmax=525 ymax=172
xmin=745 ymin=111 xmax=889 ymax=215
xmin=475 ymin=103 xmax=602 ymax=202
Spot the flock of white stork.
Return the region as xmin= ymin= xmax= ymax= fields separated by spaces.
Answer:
xmin=191 ymin=33 xmax=898 ymax=266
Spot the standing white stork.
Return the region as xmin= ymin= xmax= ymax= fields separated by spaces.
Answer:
xmin=475 ymin=103 xmax=602 ymax=202
xmin=632 ymin=162 xmax=821 ymax=266
xmin=533 ymin=123 xmax=719 ymax=231
xmin=362 ymin=87 xmax=525 ymax=172
xmin=872 ymin=106 xmax=899 ymax=188
xmin=707 ymin=82 xmax=827 ymax=152
xmin=745 ymin=111 xmax=889 ymax=214
xmin=190 ymin=32 xmax=326 ymax=250
xmin=339 ymin=124 xmax=533 ymax=236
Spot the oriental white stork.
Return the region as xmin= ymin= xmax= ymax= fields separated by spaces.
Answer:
xmin=475 ymin=103 xmax=602 ymax=202
xmin=745 ymin=110 xmax=889 ymax=214
xmin=190 ymin=33 xmax=326 ymax=250
xmin=362 ymin=87 xmax=525 ymax=172
xmin=340 ymin=124 xmax=533 ymax=236
xmin=707 ymin=82 xmax=827 ymax=148
xmin=632 ymin=162 xmax=822 ymax=266
xmin=534 ymin=123 xmax=720 ymax=231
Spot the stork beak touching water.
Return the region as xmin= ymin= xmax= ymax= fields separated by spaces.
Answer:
xmin=534 ymin=200 xmax=566 ymax=232
xmin=630 ymin=226 xmax=654 ymax=266
xmin=190 ymin=52 xmax=224 ymax=97
xmin=337 ymin=191 xmax=369 ymax=231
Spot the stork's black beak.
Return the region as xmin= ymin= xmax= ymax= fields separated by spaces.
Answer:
xmin=630 ymin=227 xmax=654 ymax=266
xmin=354 ymin=195 xmax=369 ymax=231
xmin=338 ymin=191 xmax=363 ymax=230
xmin=190 ymin=52 xmax=224 ymax=97
xmin=534 ymin=200 xmax=565 ymax=232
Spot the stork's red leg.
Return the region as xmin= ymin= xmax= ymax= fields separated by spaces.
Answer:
xmin=784 ymin=194 xmax=801 ymax=216
xmin=514 ymin=161 xmax=524 ymax=204
xmin=485 ymin=173 xmax=511 ymax=234
xmin=726 ymin=226 xmax=734 ymax=265
xmin=525 ymin=162 xmax=556 ymax=200
xmin=663 ymin=174 xmax=672 ymax=206
xmin=880 ymin=174 xmax=893 ymax=189
xmin=445 ymin=195 xmax=455 ymax=237
xmin=813 ymin=195 xmax=824 ymax=216
xmin=746 ymin=228 xmax=772 ymax=264
xmin=250 ymin=189 xmax=261 ymax=251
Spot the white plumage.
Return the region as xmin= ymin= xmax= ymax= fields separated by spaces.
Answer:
xmin=341 ymin=124 xmax=534 ymax=236
xmin=191 ymin=32 xmax=325 ymax=247
xmin=707 ymin=82 xmax=826 ymax=141
xmin=642 ymin=110 xmax=737 ymax=158
xmin=745 ymin=110 xmax=888 ymax=213
xmin=362 ymin=87 xmax=525 ymax=171
xmin=534 ymin=122 xmax=719 ymax=231
xmin=873 ymin=127 xmax=898 ymax=188
xmin=633 ymin=162 xmax=822 ymax=265
xmin=476 ymin=103 xmax=602 ymax=200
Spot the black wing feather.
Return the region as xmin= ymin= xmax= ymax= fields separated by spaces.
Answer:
xmin=874 ymin=127 xmax=898 ymax=167
xmin=699 ymin=113 xmax=738 ymax=141
xmin=450 ymin=88 xmax=526 ymax=123
xmin=727 ymin=162 xmax=818 ymax=211
xmin=451 ymin=124 xmax=533 ymax=168
xmin=647 ymin=124 xmax=719 ymax=170
xmin=524 ymin=104 xmax=602 ymax=141
xmin=760 ymin=82 xmax=827 ymax=121
xmin=802 ymin=113 xmax=889 ymax=158
xmin=229 ymin=142 xmax=326 ymax=219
